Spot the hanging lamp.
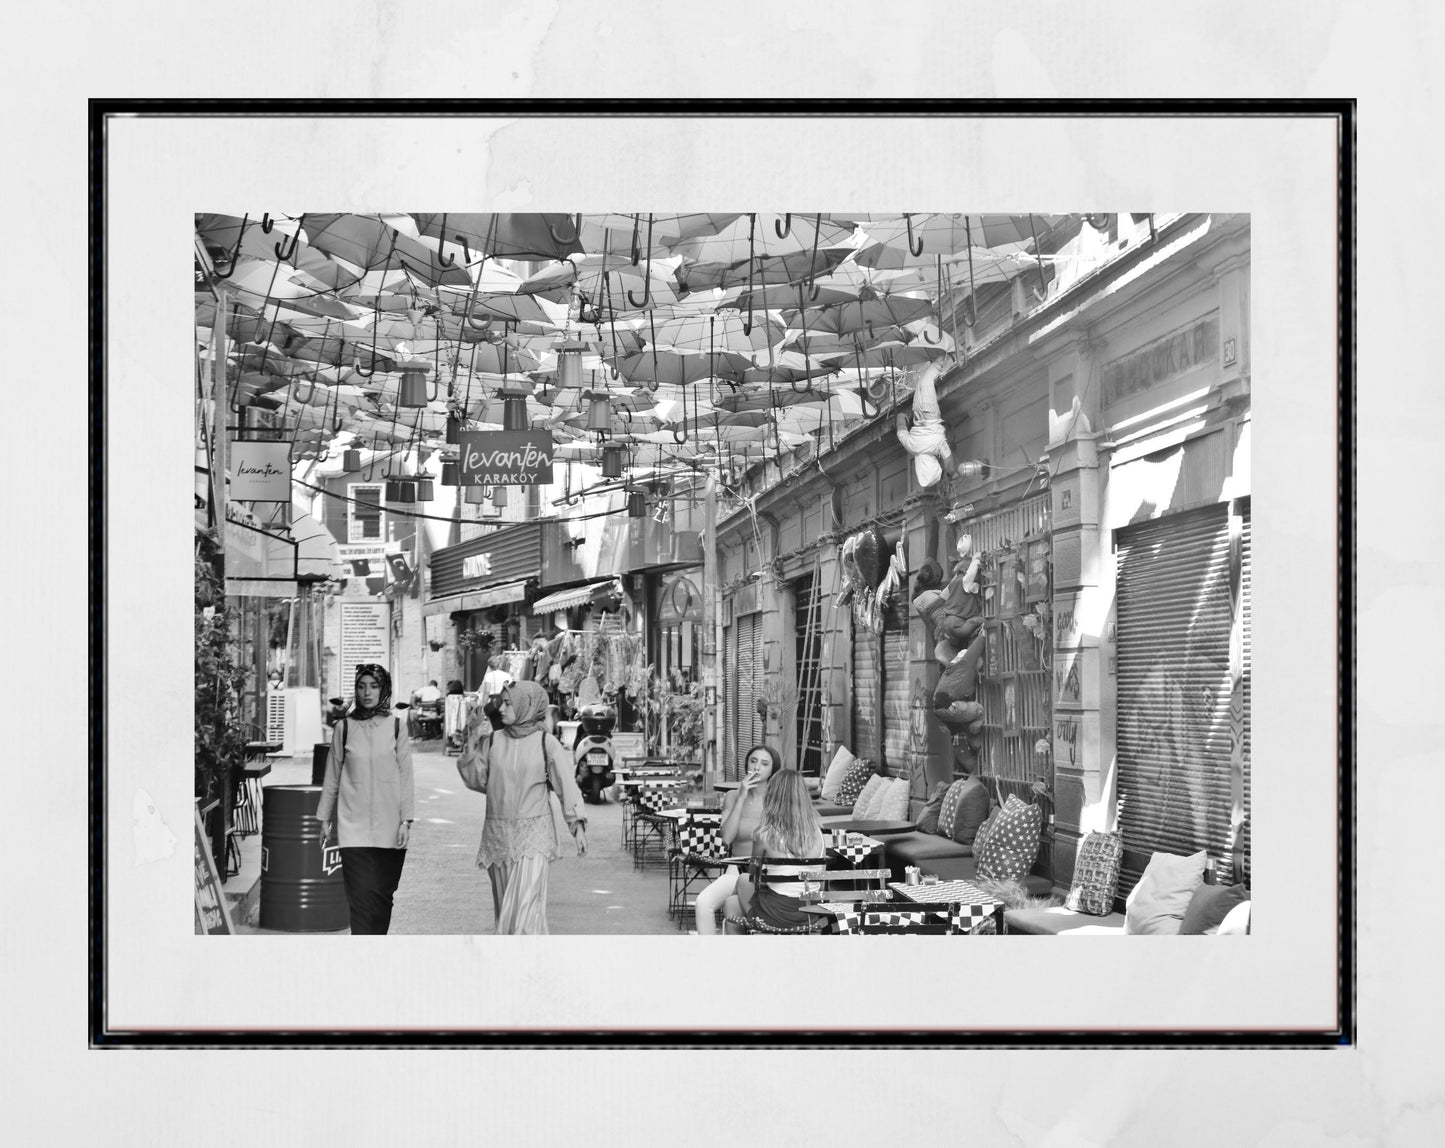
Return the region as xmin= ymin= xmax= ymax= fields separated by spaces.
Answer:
xmin=465 ymin=484 xmax=487 ymax=504
xmin=343 ymin=446 xmax=362 ymax=471
xmin=491 ymin=484 xmax=509 ymax=508
xmin=441 ymin=460 xmax=459 ymax=486
xmin=397 ymin=364 xmax=430 ymax=409
xmin=600 ymin=442 xmax=629 ymax=479
xmin=584 ymin=391 xmax=614 ymax=434
xmin=415 ymin=477 xmax=435 ymax=502
xmin=445 ymin=414 xmax=462 ymax=444
xmin=626 ymin=489 xmax=647 ymax=518
xmin=502 ymin=393 xmax=529 ymax=431
xmin=556 ymin=341 xmax=586 ymax=391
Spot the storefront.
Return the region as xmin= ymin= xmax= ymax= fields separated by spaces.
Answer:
xmin=426 ymin=522 xmax=543 ymax=690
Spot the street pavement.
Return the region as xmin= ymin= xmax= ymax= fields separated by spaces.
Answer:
xmin=238 ymin=742 xmax=684 ymax=936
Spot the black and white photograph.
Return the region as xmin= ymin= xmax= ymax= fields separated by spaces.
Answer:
xmin=191 ymin=206 xmax=1258 ymax=945
xmin=13 ymin=3 xmax=1424 ymax=1133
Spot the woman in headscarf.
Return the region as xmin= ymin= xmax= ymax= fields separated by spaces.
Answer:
xmin=457 ymin=679 xmax=588 ymax=934
xmin=316 ymin=664 xmax=415 ymax=934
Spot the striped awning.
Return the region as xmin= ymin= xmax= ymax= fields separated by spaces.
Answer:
xmin=532 ymin=579 xmax=619 ymax=616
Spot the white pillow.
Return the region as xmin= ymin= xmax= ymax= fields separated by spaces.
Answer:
xmin=821 ymin=745 xmax=856 ymax=801
xmin=1122 ymin=850 xmax=1208 ymax=935
xmin=876 ymin=777 xmax=911 ymax=821
xmin=1214 ymin=899 xmax=1252 ymax=936
xmin=853 ymin=774 xmax=885 ymax=817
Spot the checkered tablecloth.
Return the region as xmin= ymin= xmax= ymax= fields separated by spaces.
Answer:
xmin=825 ymin=831 xmax=883 ymax=867
xmin=890 ymin=879 xmax=1001 ymax=907
xmin=821 ymin=897 xmax=999 ymax=936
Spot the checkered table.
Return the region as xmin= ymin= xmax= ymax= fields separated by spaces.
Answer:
xmin=825 ymin=831 xmax=884 ymax=867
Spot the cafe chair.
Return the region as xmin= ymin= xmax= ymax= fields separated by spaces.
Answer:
xmin=721 ymin=857 xmax=891 ymax=934
xmin=631 ymin=787 xmax=677 ymax=871
xmin=669 ymin=811 xmax=728 ymax=929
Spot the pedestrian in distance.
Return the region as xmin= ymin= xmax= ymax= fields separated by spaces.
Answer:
xmin=316 ymin=664 xmax=415 ymax=935
xmin=692 ymin=744 xmax=782 ymax=935
xmin=723 ymin=768 xmax=825 ymax=934
xmin=457 ymin=679 xmax=588 ymax=934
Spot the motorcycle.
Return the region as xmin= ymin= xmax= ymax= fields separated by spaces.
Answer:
xmin=572 ymin=703 xmax=617 ymax=804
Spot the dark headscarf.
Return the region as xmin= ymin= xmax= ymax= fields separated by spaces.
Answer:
xmin=350 ymin=663 xmax=393 ymax=721
xmin=500 ymin=680 xmax=549 ymax=739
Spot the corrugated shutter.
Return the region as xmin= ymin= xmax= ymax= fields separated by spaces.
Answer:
xmin=1239 ymin=504 xmax=1252 ymax=881
xmin=793 ymin=575 xmax=825 ymax=775
xmin=881 ymin=602 xmax=910 ymax=776
xmin=853 ymin=623 xmax=879 ymax=761
xmin=1115 ymin=503 xmax=1234 ymax=891
xmin=723 ymin=622 xmax=735 ymax=776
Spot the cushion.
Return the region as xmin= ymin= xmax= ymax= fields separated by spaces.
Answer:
xmin=820 ymin=745 xmax=856 ymax=802
xmin=975 ymin=796 xmax=1043 ymax=883
xmin=914 ymin=782 xmax=950 ymax=835
xmin=834 ymin=756 xmax=874 ymax=808
xmin=1216 ymin=899 xmax=1252 ymax=936
xmin=1005 ymin=906 xmax=1128 ymax=936
xmin=1123 ymin=850 xmax=1208 ymax=935
xmin=1181 ymin=884 xmax=1251 ymax=935
xmin=949 ymin=778 xmax=991 ymax=845
xmin=1064 ymin=830 xmax=1125 ymax=916
xmin=936 ymin=779 xmax=972 ymax=839
xmin=852 ymin=774 xmax=886 ymax=817
xmin=876 ymin=778 xmax=911 ymax=822
xmin=971 ymin=802 xmax=1002 ymax=854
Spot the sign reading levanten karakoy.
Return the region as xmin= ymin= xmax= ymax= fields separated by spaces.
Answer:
xmin=458 ymin=430 xmax=555 ymax=486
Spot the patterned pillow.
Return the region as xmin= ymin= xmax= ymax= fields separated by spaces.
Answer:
xmin=971 ymin=803 xmax=1002 ymax=854
xmin=914 ymin=782 xmax=951 ymax=834
xmin=935 ymin=779 xmax=972 ymax=839
xmin=1064 ymin=830 xmax=1124 ymax=915
xmin=975 ymin=795 xmax=1043 ymax=882
xmin=834 ymin=757 xmax=874 ymax=808
xmin=949 ymin=778 xmax=991 ymax=845
xmin=843 ymin=769 xmax=878 ymax=815
xmin=876 ymin=777 xmax=912 ymax=821
xmin=846 ymin=769 xmax=883 ymax=814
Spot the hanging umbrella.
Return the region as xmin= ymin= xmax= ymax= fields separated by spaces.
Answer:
xmin=517 ymin=253 xmax=685 ymax=314
xmin=716 ymin=281 xmax=861 ymax=312
xmin=817 ymin=342 xmax=950 ymax=369
xmin=647 ymin=311 xmax=785 ymax=354
xmin=783 ymin=293 xmax=937 ymax=336
xmin=576 ymin=213 xmax=743 ymax=254
xmin=410 ymin=213 xmax=586 ymax=263
xmin=676 ymin=248 xmax=852 ymax=293
xmin=772 ymin=389 xmax=868 ymax=434
xmin=667 ymin=213 xmax=857 ymax=264
xmin=296 ymin=214 xmax=472 ymax=287
xmin=609 ymin=349 xmax=752 ymax=387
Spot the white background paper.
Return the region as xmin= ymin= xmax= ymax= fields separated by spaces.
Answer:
xmin=7 ymin=1 xmax=1433 ymax=1142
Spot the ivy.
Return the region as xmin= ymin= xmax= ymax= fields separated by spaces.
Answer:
xmin=194 ymin=530 xmax=249 ymax=806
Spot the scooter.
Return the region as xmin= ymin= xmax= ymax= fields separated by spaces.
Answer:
xmin=572 ymin=703 xmax=617 ymax=804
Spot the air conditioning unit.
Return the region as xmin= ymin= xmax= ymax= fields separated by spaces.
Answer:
xmin=267 ymin=688 xmax=325 ymax=757
xmin=266 ymin=690 xmax=287 ymax=743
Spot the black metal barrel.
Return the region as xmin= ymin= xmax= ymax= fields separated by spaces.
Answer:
xmin=259 ymin=785 xmax=348 ymax=932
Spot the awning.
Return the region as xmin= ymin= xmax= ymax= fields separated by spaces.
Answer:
xmin=532 ymin=579 xmax=620 ymax=616
xmin=423 ymin=578 xmax=533 ymax=616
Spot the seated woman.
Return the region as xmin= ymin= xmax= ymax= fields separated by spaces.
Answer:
xmin=723 ymin=768 xmax=826 ymax=934
xmin=692 ymin=745 xmax=780 ymax=935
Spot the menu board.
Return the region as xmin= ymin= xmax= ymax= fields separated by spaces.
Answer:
xmin=339 ymin=601 xmax=390 ymax=701
xmin=194 ymin=806 xmax=234 ymax=935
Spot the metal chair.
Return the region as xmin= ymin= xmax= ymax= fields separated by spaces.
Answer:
xmin=631 ymin=787 xmax=678 ymax=871
xmin=668 ymin=812 xmax=729 ymax=928
xmin=720 ymin=856 xmax=890 ymax=934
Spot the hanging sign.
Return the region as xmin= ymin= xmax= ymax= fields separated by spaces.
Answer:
xmin=658 ymin=573 xmax=702 ymax=624
xmin=194 ymin=806 xmax=234 ymax=935
xmin=339 ymin=601 xmax=390 ymax=700
xmin=458 ymin=430 xmax=555 ymax=486
xmin=229 ymin=440 xmax=292 ymax=501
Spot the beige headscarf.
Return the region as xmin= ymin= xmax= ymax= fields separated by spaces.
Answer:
xmin=500 ymin=680 xmax=550 ymax=739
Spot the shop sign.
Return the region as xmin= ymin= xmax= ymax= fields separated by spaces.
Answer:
xmin=658 ymin=573 xmax=702 ymax=624
xmin=463 ymin=553 xmax=493 ymax=580
xmin=458 ymin=430 xmax=555 ymax=486
xmin=229 ymin=440 xmax=292 ymax=502
xmin=339 ymin=601 xmax=389 ymax=700
xmin=193 ymin=807 xmax=234 ymax=934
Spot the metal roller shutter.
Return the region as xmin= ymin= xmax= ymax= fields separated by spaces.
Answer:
xmin=722 ymin=621 xmax=734 ymax=774
xmin=1238 ymin=505 xmax=1252 ymax=881
xmin=853 ymin=624 xmax=879 ymax=761
xmin=1115 ymin=503 xmax=1235 ymax=891
xmin=881 ymin=602 xmax=910 ymax=777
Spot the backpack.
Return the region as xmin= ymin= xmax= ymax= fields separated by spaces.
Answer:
xmin=338 ymin=715 xmax=401 ymax=765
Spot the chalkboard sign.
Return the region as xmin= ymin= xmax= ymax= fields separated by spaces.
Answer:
xmin=194 ymin=806 xmax=235 ymax=935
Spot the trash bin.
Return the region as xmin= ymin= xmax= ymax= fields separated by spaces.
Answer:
xmin=311 ymin=741 xmax=330 ymax=786
xmin=259 ymin=785 xmax=348 ymax=932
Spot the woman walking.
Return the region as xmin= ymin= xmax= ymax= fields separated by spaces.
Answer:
xmin=724 ymin=769 xmax=825 ymax=933
xmin=692 ymin=745 xmax=781 ymax=934
xmin=316 ymin=664 xmax=415 ymax=935
xmin=458 ymin=680 xmax=588 ymax=934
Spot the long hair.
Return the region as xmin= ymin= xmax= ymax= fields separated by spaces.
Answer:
xmin=741 ymin=744 xmax=782 ymax=776
xmin=755 ymin=769 xmax=823 ymax=859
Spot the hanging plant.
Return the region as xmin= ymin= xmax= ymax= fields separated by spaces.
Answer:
xmin=194 ymin=530 xmax=249 ymax=807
